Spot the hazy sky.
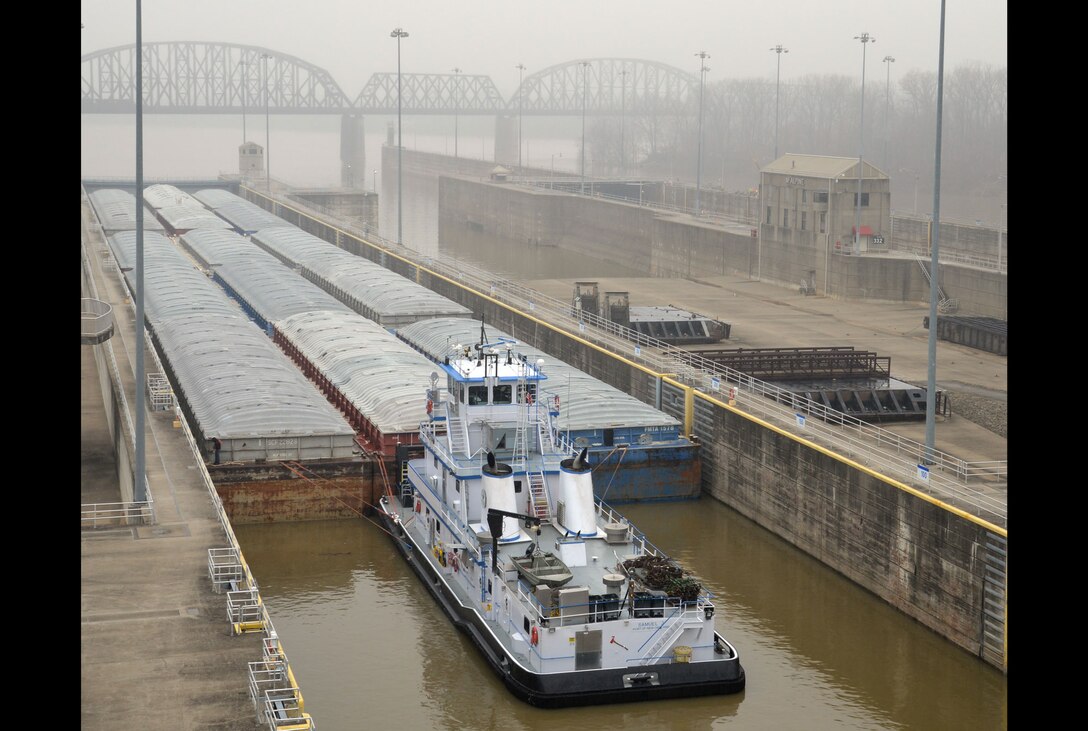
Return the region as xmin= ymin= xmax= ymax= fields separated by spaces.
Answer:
xmin=81 ymin=0 xmax=1007 ymax=97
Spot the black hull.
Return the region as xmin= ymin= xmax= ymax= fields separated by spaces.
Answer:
xmin=379 ymin=507 xmax=745 ymax=708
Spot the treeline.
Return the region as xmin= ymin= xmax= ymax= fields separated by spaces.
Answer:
xmin=587 ymin=63 xmax=1007 ymax=201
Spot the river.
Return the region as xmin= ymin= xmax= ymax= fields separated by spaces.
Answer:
xmin=233 ymin=499 xmax=1005 ymax=730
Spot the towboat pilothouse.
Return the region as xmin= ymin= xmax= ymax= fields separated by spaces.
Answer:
xmin=377 ymin=322 xmax=745 ymax=707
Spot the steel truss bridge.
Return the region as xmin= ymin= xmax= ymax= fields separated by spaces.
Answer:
xmin=81 ymin=42 xmax=699 ymax=116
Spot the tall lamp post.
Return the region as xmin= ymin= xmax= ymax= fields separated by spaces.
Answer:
xmin=262 ymin=52 xmax=271 ymax=193
xmin=695 ymin=51 xmax=710 ymax=216
xmin=240 ymin=58 xmax=248 ymax=145
xmin=770 ymin=45 xmax=788 ymax=160
xmin=924 ymin=1 xmax=947 ymax=464
xmin=373 ymin=169 xmax=377 ymax=194
xmin=452 ymin=67 xmax=461 ymax=158
xmin=853 ymin=32 xmax=875 ymax=252
xmin=618 ymin=67 xmax=628 ymax=175
xmin=883 ymin=55 xmax=895 ymax=170
xmin=580 ymin=61 xmax=590 ymax=194
xmin=134 ymin=0 xmax=147 ymax=503
xmin=516 ymin=63 xmax=526 ymax=169
xmin=998 ymin=203 xmax=1006 ymax=270
xmin=391 ymin=27 xmax=409 ymax=245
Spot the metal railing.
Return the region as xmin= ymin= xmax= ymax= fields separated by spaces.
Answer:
xmin=271 ymin=193 xmax=1008 ymax=526
xmin=81 ymin=500 xmax=155 ymax=529
xmin=81 ymin=297 xmax=114 ymax=341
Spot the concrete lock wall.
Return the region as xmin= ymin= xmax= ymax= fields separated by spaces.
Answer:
xmin=437 ymin=174 xmax=1006 ymax=319
xmin=695 ymin=395 xmax=1005 ymax=665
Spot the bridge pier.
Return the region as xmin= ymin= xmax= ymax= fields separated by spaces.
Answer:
xmin=494 ymin=115 xmax=518 ymax=168
xmin=340 ymin=114 xmax=366 ymax=188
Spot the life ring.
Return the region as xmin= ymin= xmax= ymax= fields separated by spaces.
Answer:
xmin=531 ymin=625 xmax=539 ymax=646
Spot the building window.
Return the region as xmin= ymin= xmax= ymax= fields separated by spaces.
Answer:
xmin=766 ymin=206 xmax=772 ymax=224
xmin=853 ymin=193 xmax=870 ymax=206
xmin=814 ymin=191 xmax=828 ymax=204
xmin=801 ymin=190 xmax=808 ymax=203
xmin=783 ymin=209 xmax=789 ymax=228
xmin=801 ymin=212 xmax=807 ymax=231
xmin=819 ymin=212 xmax=827 ymax=234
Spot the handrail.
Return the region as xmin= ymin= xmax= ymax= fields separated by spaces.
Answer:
xmin=255 ymin=189 xmax=1007 ymax=526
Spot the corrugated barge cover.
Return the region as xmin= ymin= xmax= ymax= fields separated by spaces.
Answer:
xmin=180 ymin=230 xmax=353 ymax=322
xmin=143 ymin=183 xmax=205 ymax=210
xmin=277 ymin=311 xmax=439 ymax=434
xmin=396 ymin=318 xmax=680 ymax=434
xmin=155 ymin=313 xmax=357 ymax=442
xmin=155 ymin=205 xmax=234 ymax=232
xmin=105 ymin=231 xmax=355 ymax=448
xmin=88 ymin=189 xmax=165 ymax=233
xmin=250 ymin=227 xmax=472 ymax=325
xmin=193 ymin=188 xmax=244 ymax=209
xmin=211 ymin=200 xmax=288 ymax=233
xmin=107 ymin=231 xmax=241 ymax=323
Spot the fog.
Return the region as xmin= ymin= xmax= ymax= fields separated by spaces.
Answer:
xmin=81 ymin=0 xmax=1006 ymax=97
xmin=81 ymin=1 xmax=1007 ymax=221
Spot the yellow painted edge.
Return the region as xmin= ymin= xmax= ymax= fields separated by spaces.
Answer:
xmin=695 ymin=389 xmax=1007 ymax=538
xmin=251 ymin=188 xmax=1006 ymax=539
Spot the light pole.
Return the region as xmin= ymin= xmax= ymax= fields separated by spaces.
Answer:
xmin=695 ymin=51 xmax=710 ymax=216
xmin=134 ymin=0 xmax=147 ymax=503
xmin=770 ymin=45 xmax=788 ymax=160
xmin=580 ymin=61 xmax=590 ymax=194
xmin=618 ymin=67 xmax=628 ymax=175
xmin=998 ymin=203 xmax=1006 ymax=269
xmin=451 ymin=67 xmax=461 ymax=158
xmin=883 ymin=55 xmax=895 ymax=170
xmin=373 ymin=169 xmax=377 ymax=194
xmin=262 ymin=52 xmax=271 ymax=193
xmin=390 ymin=27 xmax=408 ymax=245
xmin=240 ymin=58 xmax=247 ymax=145
xmin=853 ymin=32 xmax=875 ymax=252
xmin=924 ymin=0 xmax=947 ymax=464
xmin=516 ymin=63 xmax=526 ymax=169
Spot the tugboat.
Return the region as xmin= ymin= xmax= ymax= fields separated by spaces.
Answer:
xmin=377 ymin=322 xmax=745 ymax=707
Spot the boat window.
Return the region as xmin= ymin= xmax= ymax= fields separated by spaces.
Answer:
xmin=493 ymin=384 xmax=512 ymax=405
xmin=514 ymin=479 xmax=522 ymax=494
xmin=517 ymin=384 xmax=537 ymax=403
xmin=468 ymin=385 xmax=488 ymax=405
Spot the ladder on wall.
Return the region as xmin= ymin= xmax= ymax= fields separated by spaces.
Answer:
xmin=914 ymin=253 xmax=959 ymax=313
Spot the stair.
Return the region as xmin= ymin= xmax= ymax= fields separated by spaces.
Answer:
xmin=914 ymin=253 xmax=959 ymax=314
xmin=640 ymin=607 xmax=703 ymax=665
xmin=528 ymin=471 xmax=550 ymax=521
xmin=445 ymin=402 xmax=468 ymax=456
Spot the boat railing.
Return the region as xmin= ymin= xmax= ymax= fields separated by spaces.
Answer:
xmin=594 ymin=500 xmax=669 ymax=561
